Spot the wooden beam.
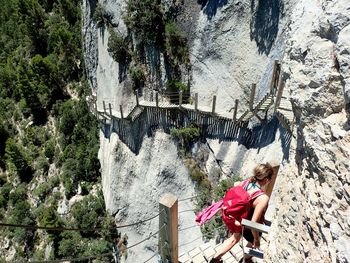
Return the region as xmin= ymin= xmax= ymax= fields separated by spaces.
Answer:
xmin=233 ymin=99 xmax=239 ymax=122
xmin=241 ymin=219 xmax=270 ymax=234
xmin=273 ymin=72 xmax=286 ymax=113
xmin=269 ymin=60 xmax=279 ymax=94
xmin=265 ymin=160 xmax=280 ymax=198
xmin=135 ymin=92 xmax=139 ymax=106
xmin=108 ymin=103 xmax=112 ymax=117
xmin=179 ymin=91 xmax=183 ymax=108
xmin=249 ymin=84 xmax=256 ymax=111
xmin=119 ymin=105 xmax=124 ymax=119
xmin=103 ymin=100 xmax=107 ymax=114
xmin=194 ymin=93 xmax=198 ymax=111
xmin=159 ymin=194 xmax=178 ymax=263
xmin=212 ymin=95 xmax=216 ymax=115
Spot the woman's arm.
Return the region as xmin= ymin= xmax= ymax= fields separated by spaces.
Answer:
xmin=251 ymin=194 xmax=269 ymax=248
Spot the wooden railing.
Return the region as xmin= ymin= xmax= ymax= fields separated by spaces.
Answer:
xmin=86 ymin=60 xmax=294 ymax=153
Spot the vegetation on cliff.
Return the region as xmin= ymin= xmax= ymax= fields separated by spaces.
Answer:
xmin=0 ymin=0 xmax=118 ymax=260
xmin=96 ymin=0 xmax=190 ymax=97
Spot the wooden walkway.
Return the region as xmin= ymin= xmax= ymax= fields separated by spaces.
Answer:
xmin=86 ymin=60 xmax=294 ymax=153
xmin=179 ymin=238 xmax=267 ymax=263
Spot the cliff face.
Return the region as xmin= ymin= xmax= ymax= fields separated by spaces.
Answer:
xmin=82 ymin=0 xmax=350 ymax=262
xmin=267 ymin=1 xmax=350 ymax=262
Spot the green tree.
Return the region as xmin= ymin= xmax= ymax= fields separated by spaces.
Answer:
xmin=72 ymin=195 xmax=105 ymax=231
xmin=107 ymin=29 xmax=130 ymax=63
xmin=124 ymin=0 xmax=164 ymax=44
xmin=39 ymin=205 xmax=62 ymax=238
xmin=5 ymin=138 xmax=33 ymax=182
xmin=58 ymin=231 xmax=83 ymax=257
xmin=164 ymin=21 xmax=189 ymax=66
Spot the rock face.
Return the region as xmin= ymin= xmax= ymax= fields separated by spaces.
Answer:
xmin=266 ymin=0 xmax=350 ymax=262
xmin=82 ymin=0 xmax=350 ymax=262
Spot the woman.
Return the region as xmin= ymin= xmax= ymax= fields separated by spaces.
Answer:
xmin=210 ymin=163 xmax=273 ymax=263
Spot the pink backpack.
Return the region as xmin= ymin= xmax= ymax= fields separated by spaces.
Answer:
xmin=195 ymin=180 xmax=264 ymax=233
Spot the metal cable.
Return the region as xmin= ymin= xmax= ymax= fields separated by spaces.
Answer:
xmin=0 ymin=210 xmax=162 ymax=232
xmin=178 ymin=195 xmax=198 ymax=202
xmin=126 ymin=223 xmax=166 ymax=250
xmin=29 ymin=252 xmax=113 ymax=263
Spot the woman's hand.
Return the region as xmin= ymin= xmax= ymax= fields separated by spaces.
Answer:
xmin=252 ymin=238 xmax=260 ymax=249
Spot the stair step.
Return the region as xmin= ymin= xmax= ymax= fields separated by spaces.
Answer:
xmin=243 ymin=248 xmax=264 ymax=259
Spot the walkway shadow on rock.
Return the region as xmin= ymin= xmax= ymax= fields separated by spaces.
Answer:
xmin=250 ymin=0 xmax=283 ymax=55
xmin=101 ymin=108 xmax=288 ymax=155
xmin=198 ymin=0 xmax=228 ymax=20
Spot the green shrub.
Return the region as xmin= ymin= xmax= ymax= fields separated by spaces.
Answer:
xmin=170 ymin=125 xmax=200 ymax=148
xmin=33 ymin=182 xmax=51 ymax=201
xmin=44 ymin=139 xmax=55 ymax=162
xmin=0 ymin=183 xmax=12 ymax=208
xmin=38 ymin=205 xmax=62 ymax=239
xmin=166 ymin=80 xmax=188 ymax=93
xmin=107 ymin=29 xmax=130 ymax=63
xmin=5 ymin=138 xmax=33 ymax=182
xmin=72 ymin=194 xmax=105 ymax=231
xmin=59 ymin=231 xmax=83 ymax=257
xmin=165 ymin=21 xmax=189 ymax=66
xmin=128 ymin=65 xmax=145 ymax=90
xmin=9 ymin=183 xmax=27 ymax=206
xmin=124 ymin=0 xmax=164 ymax=44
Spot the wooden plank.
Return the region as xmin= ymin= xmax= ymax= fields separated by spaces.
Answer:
xmin=243 ymin=247 xmax=264 ymax=259
xmin=241 ymin=219 xmax=270 ymax=234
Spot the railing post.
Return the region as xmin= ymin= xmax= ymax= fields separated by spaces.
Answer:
xmin=94 ymin=100 xmax=98 ymax=117
xmin=274 ymin=72 xmax=286 ymax=113
xmin=249 ymin=84 xmax=256 ymax=111
xmin=119 ymin=105 xmax=124 ymax=119
xmin=103 ymin=100 xmax=107 ymax=114
xmin=179 ymin=90 xmax=183 ymax=108
xmin=212 ymin=95 xmax=216 ymax=115
xmin=136 ymin=92 xmax=139 ymax=106
xmin=159 ymin=194 xmax=178 ymax=263
xmin=233 ymin=99 xmax=239 ymax=121
xmin=269 ymin=60 xmax=279 ymax=94
xmin=156 ymin=92 xmax=159 ymax=108
xmin=194 ymin=93 xmax=198 ymax=111
xmin=108 ymin=103 xmax=112 ymax=117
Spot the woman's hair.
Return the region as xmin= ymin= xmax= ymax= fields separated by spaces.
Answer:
xmin=251 ymin=163 xmax=273 ymax=182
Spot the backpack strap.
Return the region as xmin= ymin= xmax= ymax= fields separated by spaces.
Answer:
xmin=250 ymin=189 xmax=265 ymax=200
xmin=242 ymin=180 xmax=265 ymax=200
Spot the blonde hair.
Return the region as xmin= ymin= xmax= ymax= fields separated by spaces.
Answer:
xmin=252 ymin=163 xmax=273 ymax=182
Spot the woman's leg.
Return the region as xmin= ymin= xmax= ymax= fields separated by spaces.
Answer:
xmin=212 ymin=232 xmax=242 ymax=260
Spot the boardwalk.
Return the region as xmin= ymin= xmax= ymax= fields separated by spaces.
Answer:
xmin=86 ymin=60 xmax=294 ymax=154
xmin=179 ymin=238 xmax=267 ymax=263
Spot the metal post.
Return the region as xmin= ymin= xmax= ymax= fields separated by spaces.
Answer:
xmin=194 ymin=93 xmax=198 ymax=111
xmin=159 ymin=194 xmax=178 ymax=263
xmin=249 ymin=84 xmax=256 ymax=111
xmin=212 ymin=95 xmax=216 ymax=115
xmin=233 ymin=99 xmax=239 ymax=122
xmin=156 ymin=92 xmax=159 ymax=108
